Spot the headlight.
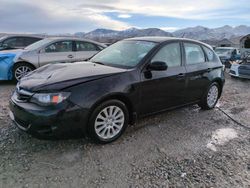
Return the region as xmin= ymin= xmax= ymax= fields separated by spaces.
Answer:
xmin=30 ymin=92 xmax=70 ymax=106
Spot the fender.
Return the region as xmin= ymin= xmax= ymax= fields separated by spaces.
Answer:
xmin=0 ymin=53 xmax=16 ymax=80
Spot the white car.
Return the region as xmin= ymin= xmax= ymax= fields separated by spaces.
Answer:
xmin=230 ymin=54 xmax=250 ymax=79
xmin=0 ymin=37 xmax=106 ymax=81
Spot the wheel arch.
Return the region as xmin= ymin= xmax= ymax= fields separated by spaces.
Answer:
xmin=13 ymin=61 xmax=37 ymax=70
xmin=88 ymin=93 xmax=136 ymax=125
xmin=211 ymin=78 xmax=224 ymax=97
xmin=12 ymin=61 xmax=37 ymax=81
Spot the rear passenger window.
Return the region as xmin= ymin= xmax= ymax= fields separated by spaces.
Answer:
xmin=151 ymin=43 xmax=181 ymax=67
xmin=184 ymin=43 xmax=205 ymax=65
xmin=24 ymin=37 xmax=41 ymax=46
xmin=203 ymin=46 xmax=214 ymax=61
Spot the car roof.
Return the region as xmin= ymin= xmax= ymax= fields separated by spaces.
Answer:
xmin=0 ymin=35 xmax=44 ymax=40
xmin=124 ymin=36 xmax=212 ymax=49
xmin=45 ymin=37 xmax=106 ymax=47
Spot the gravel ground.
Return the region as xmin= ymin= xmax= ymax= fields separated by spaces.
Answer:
xmin=0 ymin=73 xmax=249 ymax=188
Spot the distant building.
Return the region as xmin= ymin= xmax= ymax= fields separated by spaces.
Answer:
xmin=215 ymin=38 xmax=239 ymax=48
xmin=240 ymin=34 xmax=250 ymax=57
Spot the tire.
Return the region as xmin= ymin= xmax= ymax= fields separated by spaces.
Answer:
xmin=13 ymin=62 xmax=35 ymax=82
xmin=88 ymin=99 xmax=129 ymax=144
xmin=198 ymin=82 xmax=220 ymax=110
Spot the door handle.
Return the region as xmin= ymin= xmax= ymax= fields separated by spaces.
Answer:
xmin=177 ymin=73 xmax=185 ymax=80
xmin=177 ymin=73 xmax=185 ymax=78
xmin=68 ymin=55 xmax=74 ymax=58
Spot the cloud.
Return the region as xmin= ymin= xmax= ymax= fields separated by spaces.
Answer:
xmin=75 ymin=0 xmax=250 ymax=20
xmin=0 ymin=0 xmax=130 ymax=33
xmin=0 ymin=0 xmax=250 ymax=34
xmin=117 ymin=14 xmax=132 ymax=18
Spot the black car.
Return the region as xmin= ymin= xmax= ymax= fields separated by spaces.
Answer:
xmin=0 ymin=35 xmax=43 ymax=51
xmin=9 ymin=37 xmax=225 ymax=144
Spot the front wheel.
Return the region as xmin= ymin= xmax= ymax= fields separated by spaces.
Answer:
xmin=88 ymin=100 xmax=129 ymax=144
xmin=198 ymin=82 xmax=220 ymax=110
xmin=13 ymin=63 xmax=34 ymax=82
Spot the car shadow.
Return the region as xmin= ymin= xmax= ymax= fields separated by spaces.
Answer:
xmin=0 ymin=80 xmax=16 ymax=85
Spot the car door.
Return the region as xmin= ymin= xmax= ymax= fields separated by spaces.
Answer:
xmin=139 ymin=42 xmax=187 ymax=115
xmin=74 ymin=41 xmax=101 ymax=61
xmin=38 ymin=40 xmax=75 ymax=67
xmin=183 ymin=42 xmax=210 ymax=102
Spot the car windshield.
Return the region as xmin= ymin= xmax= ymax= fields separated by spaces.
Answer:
xmin=90 ymin=40 xmax=157 ymax=68
xmin=215 ymin=48 xmax=232 ymax=55
xmin=24 ymin=38 xmax=52 ymax=50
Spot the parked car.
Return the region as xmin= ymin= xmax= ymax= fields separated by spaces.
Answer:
xmin=0 ymin=37 xmax=106 ymax=81
xmin=230 ymin=52 xmax=250 ymax=79
xmin=214 ymin=47 xmax=241 ymax=68
xmin=9 ymin=37 xmax=225 ymax=144
xmin=0 ymin=35 xmax=43 ymax=51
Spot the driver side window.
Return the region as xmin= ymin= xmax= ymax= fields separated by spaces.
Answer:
xmin=151 ymin=42 xmax=181 ymax=68
xmin=45 ymin=41 xmax=73 ymax=53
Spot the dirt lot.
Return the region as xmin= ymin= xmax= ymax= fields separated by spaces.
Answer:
xmin=0 ymin=73 xmax=249 ymax=188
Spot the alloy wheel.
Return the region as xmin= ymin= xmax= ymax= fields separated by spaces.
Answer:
xmin=94 ymin=105 xmax=125 ymax=140
xmin=15 ymin=66 xmax=32 ymax=81
xmin=207 ymin=85 xmax=219 ymax=108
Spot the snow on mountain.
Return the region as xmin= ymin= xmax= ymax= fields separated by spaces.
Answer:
xmin=173 ymin=25 xmax=250 ymax=40
xmin=82 ymin=28 xmax=172 ymax=42
xmin=73 ymin=25 xmax=250 ymax=43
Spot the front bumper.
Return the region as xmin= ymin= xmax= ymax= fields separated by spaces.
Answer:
xmin=9 ymin=96 xmax=88 ymax=138
xmin=230 ymin=73 xmax=250 ymax=79
xmin=229 ymin=64 xmax=250 ymax=79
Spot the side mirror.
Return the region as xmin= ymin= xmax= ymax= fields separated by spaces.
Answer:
xmin=148 ymin=61 xmax=168 ymax=71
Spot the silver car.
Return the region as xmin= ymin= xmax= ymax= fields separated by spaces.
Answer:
xmin=11 ymin=37 xmax=106 ymax=81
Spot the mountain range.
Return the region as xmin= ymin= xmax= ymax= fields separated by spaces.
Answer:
xmin=78 ymin=28 xmax=173 ymax=43
xmin=77 ymin=25 xmax=250 ymax=43
xmin=1 ymin=25 xmax=249 ymax=44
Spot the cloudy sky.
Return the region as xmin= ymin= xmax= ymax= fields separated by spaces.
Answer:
xmin=1 ymin=0 xmax=250 ymax=34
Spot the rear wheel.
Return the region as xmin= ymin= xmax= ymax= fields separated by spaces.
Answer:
xmin=199 ymin=82 xmax=220 ymax=110
xmin=88 ymin=100 xmax=129 ymax=144
xmin=13 ymin=62 xmax=35 ymax=82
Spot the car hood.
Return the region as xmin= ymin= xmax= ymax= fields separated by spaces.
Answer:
xmin=18 ymin=62 xmax=128 ymax=92
xmin=0 ymin=49 xmax=24 ymax=55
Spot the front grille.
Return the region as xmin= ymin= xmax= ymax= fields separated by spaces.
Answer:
xmin=16 ymin=92 xmax=30 ymax=101
xmin=238 ymin=68 xmax=250 ymax=76
xmin=15 ymin=89 xmax=33 ymax=102
xmin=239 ymin=65 xmax=250 ymax=70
